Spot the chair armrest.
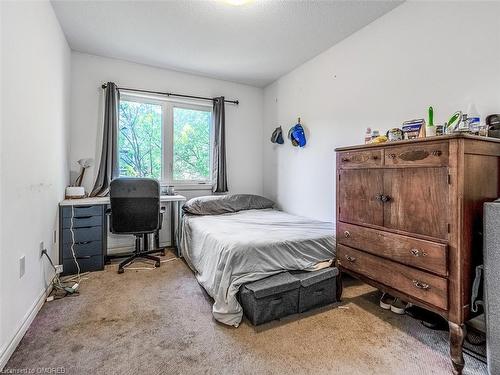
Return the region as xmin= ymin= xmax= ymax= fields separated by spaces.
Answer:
xmin=105 ymin=208 xmax=112 ymax=215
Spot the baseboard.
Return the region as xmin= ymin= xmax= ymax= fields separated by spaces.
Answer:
xmin=0 ymin=286 xmax=51 ymax=371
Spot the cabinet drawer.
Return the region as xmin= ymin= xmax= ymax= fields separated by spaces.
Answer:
xmin=62 ymin=255 xmax=103 ymax=276
xmin=62 ymin=215 xmax=102 ymax=229
xmin=62 ymin=226 xmax=102 ymax=244
xmin=337 ymin=223 xmax=447 ymax=276
xmin=384 ymin=142 xmax=448 ymax=167
xmin=338 ymin=150 xmax=383 ymax=168
xmin=61 ymin=241 xmax=102 ymax=260
xmin=62 ymin=205 xmax=102 ymax=218
xmin=337 ymin=245 xmax=448 ymax=310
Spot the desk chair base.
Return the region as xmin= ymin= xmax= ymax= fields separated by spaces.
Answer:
xmin=117 ymin=235 xmax=166 ymax=274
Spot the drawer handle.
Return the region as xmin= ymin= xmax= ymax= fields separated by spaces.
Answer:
xmin=74 ymin=216 xmax=93 ymax=219
xmin=76 ymin=256 xmax=92 ymax=260
xmin=341 ymin=157 xmax=350 ymax=162
xmin=344 ymin=230 xmax=351 ymax=238
xmin=75 ymin=241 xmax=92 ymax=245
xmin=345 ymin=255 xmax=356 ymax=262
xmin=376 ymin=194 xmax=391 ymax=203
xmin=388 ymin=153 xmax=397 ymax=159
xmin=375 ymin=194 xmax=392 ymax=203
xmin=410 ymin=248 xmax=427 ymax=257
xmin=381 ymin=195 xmax=391 ymax=203
xmin=431 ymin=150 xmax=442 ymax=156
xmin=412 ymin=280 xmax=430 ymax=290
xmin=372 ymin=155 xmax=379 ymax=160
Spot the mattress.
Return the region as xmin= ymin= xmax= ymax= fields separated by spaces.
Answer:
xmin=180 ymin=208 xmax=335 ymax=326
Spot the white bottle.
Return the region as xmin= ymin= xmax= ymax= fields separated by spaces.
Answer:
xmin=466 ymin=103 xmax=481 ymax=134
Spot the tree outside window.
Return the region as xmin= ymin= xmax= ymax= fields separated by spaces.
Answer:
xmin=118 ymin=97 xmax=212 ymax=184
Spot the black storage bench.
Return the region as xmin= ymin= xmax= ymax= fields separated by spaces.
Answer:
xmin=239 ymin=267 xmax=339 ymax=326
xmin=291 ymin=267 xmax=339 ymax=313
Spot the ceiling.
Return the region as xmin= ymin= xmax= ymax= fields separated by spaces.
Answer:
xmin=52 ymin=0 xmax=401 ymax=87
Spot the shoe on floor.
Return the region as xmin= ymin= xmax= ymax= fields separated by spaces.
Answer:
xmin=406 ymin=305 xmax=449 ymax=331
xmin=390 ymin=298 xmax=409 ymax=314
xmin=380 ymin=292 xmax=396 ymax=310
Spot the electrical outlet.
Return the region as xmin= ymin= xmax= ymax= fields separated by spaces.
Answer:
xmin=19 ymin=256 xmax=25 ymax=278
xmin=55 ymin=265 xmax=63 ymax=274
xmin=40 ymin=241 xmax=45 ymax=257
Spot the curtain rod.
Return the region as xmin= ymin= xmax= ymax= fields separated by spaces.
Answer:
xmin=101 ymin=84 xmax=239 ymax=105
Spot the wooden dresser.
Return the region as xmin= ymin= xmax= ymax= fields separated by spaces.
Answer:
xmin=335 ymin=134 xmax=500 ymax=374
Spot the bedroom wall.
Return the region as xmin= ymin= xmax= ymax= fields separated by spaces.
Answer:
xmin=69 ymin=52 xmax=264 ymax=250
xmin=263 ymin=1 xmax=500 ymax=223
xmin=0 ymin=0 xmax=71 ymax=369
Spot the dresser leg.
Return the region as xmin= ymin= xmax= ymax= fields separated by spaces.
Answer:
xmin=449 ymin=322 xmax=466 ymax=375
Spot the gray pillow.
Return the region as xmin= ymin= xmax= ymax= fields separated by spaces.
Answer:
xmin=183 ymin=194 xmax=275 ymax=215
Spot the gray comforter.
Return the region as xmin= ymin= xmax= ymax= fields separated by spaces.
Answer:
xmin=180 ymin=208 xmax=335 ymax=326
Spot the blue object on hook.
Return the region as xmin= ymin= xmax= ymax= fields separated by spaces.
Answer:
xmin=288 ymin=118 xmax=306 ymax=147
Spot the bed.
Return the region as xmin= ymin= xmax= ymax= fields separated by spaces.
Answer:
xmin=179 ymin=195 xmax=336 ymax=327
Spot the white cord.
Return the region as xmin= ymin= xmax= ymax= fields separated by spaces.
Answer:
xmin=70 ymin=205 xmax=82 ymax=283
xmin=122 ymin=256 xmax=178 ymax=271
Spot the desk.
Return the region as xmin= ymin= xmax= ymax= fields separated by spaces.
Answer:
xmin=59 ymin=195 xmax=186 ymax=275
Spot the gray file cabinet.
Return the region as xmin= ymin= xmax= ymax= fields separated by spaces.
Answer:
xmin=484 ymin=199 xmax=500 ymax=375
xmin=59 ymin=204 xmax=107 ymax=276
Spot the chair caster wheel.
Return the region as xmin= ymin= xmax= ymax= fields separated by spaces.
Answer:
xmin=161 ymin=251 xmax=166 ymax=256
xmin=118 ymin=268 xmax=124 ymax=274
xmin=155 ymin=261 xmax=160 ymax=268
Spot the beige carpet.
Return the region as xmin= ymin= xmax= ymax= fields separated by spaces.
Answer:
xmin=5 ymin=252 xmax=486 ymax=375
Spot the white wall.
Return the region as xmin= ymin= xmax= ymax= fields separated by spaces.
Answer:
xmin=0 ymin=0 xmax=71 ymax=368
xmin=69 ymin=53 xmax=264 ymax=250
xmin=263 ymin=1 xmax=500 ymax=222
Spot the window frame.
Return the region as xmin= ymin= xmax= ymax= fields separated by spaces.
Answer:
xmin=118 ymin=92 xmax=213 ymax=188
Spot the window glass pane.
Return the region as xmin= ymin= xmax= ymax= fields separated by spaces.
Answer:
xmin=118 ymin=100 xmax=162 ymax=179
xmin=173 ymin=107 xmax=211 ymax=181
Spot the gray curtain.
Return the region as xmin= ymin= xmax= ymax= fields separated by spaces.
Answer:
xmin=90 ymin=82 xmax=120 ymax=197
xmin=212 ymin=97 xmax=228 ymax=193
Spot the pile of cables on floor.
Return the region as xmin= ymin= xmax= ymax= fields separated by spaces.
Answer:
xmin=41 ymin=249 xmax=88 ymax=301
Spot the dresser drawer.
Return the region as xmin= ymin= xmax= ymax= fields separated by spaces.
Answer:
xmin=62 ymin=226 xmax=102 ymax=244
xmin=337 ymin=245 xmax=448 ymax=310
xmin=62 ymin=215 xmax=102 ymax=229
xmin=337 ymin=223 xmax=447 ymax=276
xmin=384 ymin=142 xmax=448 ymax=167
xmin=62 ymin=205 xmax=102 ymax=218
xmin=61 ymin=241 xmax=102 ymax=260
xmin=338 ymin=150 xmax=383 ymax=168
xmin=62 ymin=255 xmax=103 ymax=276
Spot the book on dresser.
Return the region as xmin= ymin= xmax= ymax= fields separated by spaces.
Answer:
xmin=335 ymin=134 xmax=500 ymax=375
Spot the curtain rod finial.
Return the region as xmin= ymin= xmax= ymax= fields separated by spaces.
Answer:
xmin=101 ymin=84 xmax=107 ymax=89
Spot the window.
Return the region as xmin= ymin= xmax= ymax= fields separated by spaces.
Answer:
xmin=118 ymin=95 xmax=212 ymax=185
xmin=118 ymin=99 xmax=162 ymax=179
xmin=173 ymin=107 xmax=211 ymax=182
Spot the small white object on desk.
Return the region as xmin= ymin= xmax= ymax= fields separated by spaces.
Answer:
xmin=65 ymin=186 xmax=86 ymax=199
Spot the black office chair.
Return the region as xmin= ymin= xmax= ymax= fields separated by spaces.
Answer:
xmin=109 ymin=178 xmax=165 ymax=274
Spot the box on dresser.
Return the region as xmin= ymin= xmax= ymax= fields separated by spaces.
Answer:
xmin=335 ymin=134 xmax=500 ymax=375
